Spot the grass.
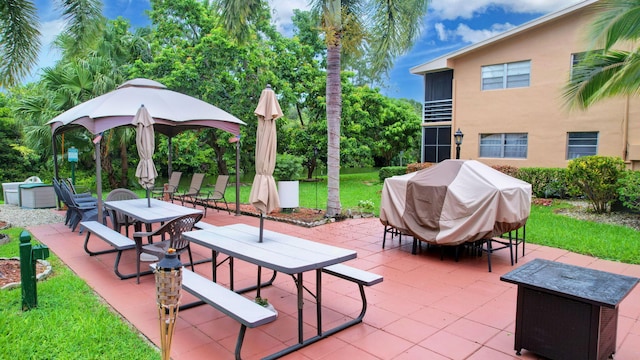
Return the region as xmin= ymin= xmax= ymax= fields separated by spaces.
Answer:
xmin=166 ymin=172 xmax=384 ymax=215
xmin=527 ymin=202 xmax=640 ymax=264
xmin=0 ymin=228 xmax=159 ymax=359
xmin=2 ymin=170 xmax=639 ymax=358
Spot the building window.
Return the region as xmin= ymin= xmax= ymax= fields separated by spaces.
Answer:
xmin=567 ymin=132 xmax=598 ymax=159
xmin=479 ymin=133 xmax=528 ymax=158
xmin=423 ymin=126 xmax=451 ymax=163
xmin=481 ymin=61 xmax=531 ymax=90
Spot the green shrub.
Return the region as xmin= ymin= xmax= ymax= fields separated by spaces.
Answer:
xmin=567 ymin=155 xmax=625 ymax=213
xmin=517 ymin=167 xmax=573 ymax=198
xmin=617 ymin=170 xmax=640 ymax=212
xmin=274 ymin=153 xmax=304 ymax=181
xmin=379 ymin=166 xmax=406 ymax=182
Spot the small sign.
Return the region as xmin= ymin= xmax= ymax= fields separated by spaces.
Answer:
xmin=68 ymin=147 xmax=78 ymax=163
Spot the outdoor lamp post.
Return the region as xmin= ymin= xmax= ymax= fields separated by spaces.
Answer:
xmin=155 ymin=248 xmax=182 ymax=360
xmin=454 ymin=128 xmax=464 ymax=159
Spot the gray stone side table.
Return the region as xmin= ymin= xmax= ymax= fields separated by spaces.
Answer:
xmin=501 ymin=259 xmax=638 ymax=360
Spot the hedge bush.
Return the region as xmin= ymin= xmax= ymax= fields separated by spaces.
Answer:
xmin=378 ymin=166 xmax=407 ymax=182
xmin=517 ymin=167 xmax=573 ymax=199
xmin=567 ymin=155 xmax=626 ymax=213
xmin=617 ymin=170 xmax=640 ymax=212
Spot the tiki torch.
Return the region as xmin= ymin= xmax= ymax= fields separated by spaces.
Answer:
xmin=155 ymin=248 xmax=182 ymax=360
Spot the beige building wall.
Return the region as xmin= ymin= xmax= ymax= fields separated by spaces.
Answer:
xmin=437 ymin=6 xmax=640 ymax=169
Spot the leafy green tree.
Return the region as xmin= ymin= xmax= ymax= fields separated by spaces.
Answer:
xmin=0 ymin=94 xmax=41 ymax=184
xmin=15 ymin=18 xmax=150 ymax=189
xmin=564 ymin=0 xmax=640 ymax=108
xmin=217 ymin=0 xmax=429 ymax=216
xmin=0 ymin=0 xmax=104 ymax=87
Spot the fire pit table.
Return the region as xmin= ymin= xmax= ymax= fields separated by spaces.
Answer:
xmin=500 ymin=259 xmax=638 ymax=360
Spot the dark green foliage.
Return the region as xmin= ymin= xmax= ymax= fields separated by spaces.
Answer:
xmin=378 ymin=166 xmax=406 ymax=182
xmin=274 ymin=153 xmax=304 ymax=181
xmin=517 ymin=167 xmax=574 ymax=199
xmin=617 ymin=170 xmax=640 ymax=212
xmin=0 ymin=106 xmax=40 ymax=191
xmin=567 ymin=155 xmax=626 ymax=213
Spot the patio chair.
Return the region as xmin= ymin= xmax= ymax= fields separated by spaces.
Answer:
xmin=58 ymin=182 xmax=105 ymax=233
xmin=194 ymin=175 xmax=230 ymax=216
xmin=53 ymin=178 xmax=97 ymax=226
xmin=152 ymin=171 xmax=182 ymax=203
xmin=175 ymin=173 xmax=205 ymax=206
xmin=132 ymin=213 xmax=203 ymax=283
xmin=105 ymin=188 xmax=140 ymax=237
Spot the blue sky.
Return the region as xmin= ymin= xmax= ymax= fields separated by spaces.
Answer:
xmin=33 ymin=0 xmax=584 ymax=101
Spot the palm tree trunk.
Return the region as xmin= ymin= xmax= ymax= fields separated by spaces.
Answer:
xmin=326 ymin=36 xmax=342 ymax=217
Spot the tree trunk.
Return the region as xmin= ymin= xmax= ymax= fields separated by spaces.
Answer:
xmin=119 ymin=142 xmax=128 ymax=187
xmin=326 ymin=34 xmax=341 ymax=217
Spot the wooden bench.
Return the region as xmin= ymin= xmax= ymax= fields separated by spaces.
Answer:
xmin=180 ymin=268 xmax=277 ymax=360
xmin=322 ymin=264 xmax=383 ymax=329
xmin=81 ymin=220 xmax=139 ymax=280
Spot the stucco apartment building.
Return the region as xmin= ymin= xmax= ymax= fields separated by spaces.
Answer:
xmin=410 ymin=0 xmax=640 ymax=170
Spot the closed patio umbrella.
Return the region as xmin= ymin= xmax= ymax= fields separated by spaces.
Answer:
xmin=249 ymin=85 xmax=282 ymax=242
xmin=133 ymin=105 xmax=158 ymax=207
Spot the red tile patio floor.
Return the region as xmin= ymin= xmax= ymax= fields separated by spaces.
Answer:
xmin=27 ymin=206 xmax=640 ymax=360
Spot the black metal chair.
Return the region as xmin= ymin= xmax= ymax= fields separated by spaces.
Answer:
xmin=132 ymin=213 xmax=203 ymax=283
xmin=105 ymin=188 xmax=140 ymax=236
xmin=58 ymin=181 xmax=104 ymax=233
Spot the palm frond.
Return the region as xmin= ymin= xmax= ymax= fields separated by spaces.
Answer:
xmin=590 ymin=0 xmax=640 ymax=50
xmin=0 ymin=0 xmax=41 ymax=87
xmin=564 ymin=50 xmax=631 ymax=109
xmin=59 ymin=0 xmax=105 ymax=57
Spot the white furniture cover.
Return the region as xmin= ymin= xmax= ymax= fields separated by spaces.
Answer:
xmin=380 ymin=160 xmax=531 ymax=246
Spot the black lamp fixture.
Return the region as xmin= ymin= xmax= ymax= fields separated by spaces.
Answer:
xmin=454 ymin=128 xmax=464 ymax=159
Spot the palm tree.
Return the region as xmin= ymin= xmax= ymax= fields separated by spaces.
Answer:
xmin=0 ymin=0 xmax=104 ymax=87
xmin=564 ymin=0 xmax=640 ymax=109
xmin=217 ymin=0 xmax=429 ymax=216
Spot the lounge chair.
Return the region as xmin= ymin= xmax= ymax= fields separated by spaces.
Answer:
xmin=152 ymin=171 xmax=182 ymax=203
xmin=194 ymin=175 xmax=230 ymax=216
xmin=175 ymin=173 xmax=205 ymax=206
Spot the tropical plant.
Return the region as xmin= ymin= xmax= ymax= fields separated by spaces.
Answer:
xmin=274 ymin=153 xmax=304 ymax=181
xmin=564 ymin=0 xmax=640 ymax=109
xmin=617 ymin=170 xmax=640 ymax=212
xmin=567 ymin=155 xmax=626 ymax=213
xmin=0 ymin=0 xmax=104 ymax=87
xmin=216 ymin=0 xmax=429 ymax=217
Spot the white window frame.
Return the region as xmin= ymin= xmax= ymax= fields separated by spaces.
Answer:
xmin=479 ymin=133 xmax=528 ymax=159
xmin=567 ymin=132 xmax=598 ymax=159
xmin=481 ymin=60 xmax=531 ymax=90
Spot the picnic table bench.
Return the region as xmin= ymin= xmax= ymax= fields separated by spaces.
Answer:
xmin=180 ymin=268 xmax=277 ymax=360
xmin=81 ymin=220 xmax=152 ymax=280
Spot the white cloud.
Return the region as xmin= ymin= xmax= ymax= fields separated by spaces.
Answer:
xmin=430 ymin=0 xmax=584 ymax=20
xmin=454 ymin=22 xmax=515 ymax=43
xmin=269 ymin=0 xmax=311 ymax=36
xmin=434 ymin=23 xmax=447 ymax=41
